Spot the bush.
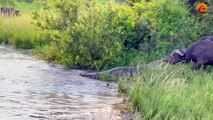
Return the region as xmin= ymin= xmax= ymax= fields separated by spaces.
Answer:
xmin=199 ymin=0 xmax=213 ymax=36
xmin=115 ymin=0 xmax=202 ymax=60
xmin=132 ymin=0 xmax=201 ymax=53
xmin=32 ymin=0 xmax=208 ymax=69
xmin=115 ymin=0 xmax=202 ymax=62
xmin=33 ymin=0 xmax=128 ymax=69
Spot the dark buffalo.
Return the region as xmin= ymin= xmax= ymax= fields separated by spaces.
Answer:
xmin=13 ymin=10 xmax=20 ymax=16
xmin=165 ymin=35 xmax=213 ymax=70
xmin=0 ymin=7 xmax=7 ymax=15
xmin=0 ymin=7 xmax=20 ymax=16
xmin=164 ymin=48 xmax=186 ymax=65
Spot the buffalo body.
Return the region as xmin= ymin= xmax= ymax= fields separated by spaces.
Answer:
xmin=166 ymin=35 xmax=213 ymax=70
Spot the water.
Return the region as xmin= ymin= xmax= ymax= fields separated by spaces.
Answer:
xmin=0 ymin=45 xmax=121 ymax=120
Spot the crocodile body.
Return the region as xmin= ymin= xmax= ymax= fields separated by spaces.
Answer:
xmin=80 ymin=58 xmax=168 ymax=80
xmin=80 ymin=67 xmax=138 ymax=80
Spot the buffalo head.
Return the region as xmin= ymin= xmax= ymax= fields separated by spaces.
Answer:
xmin=164 ymin=48 xmax=186 ymax=64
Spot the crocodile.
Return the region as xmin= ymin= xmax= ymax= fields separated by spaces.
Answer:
xmin=80 ymin=58 xmax=168 ymax=80
xmin=80 ymin=67 xmax=138 ymax=80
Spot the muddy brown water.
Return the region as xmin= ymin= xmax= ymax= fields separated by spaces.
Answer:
xmin=0 ymin=45 xmax=121 ymax=120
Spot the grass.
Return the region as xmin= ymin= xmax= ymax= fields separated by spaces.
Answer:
xmin=0 ymin=14 xmax=46 ymax=49
xmin=120 ymin=64 xmax=213 ymax=119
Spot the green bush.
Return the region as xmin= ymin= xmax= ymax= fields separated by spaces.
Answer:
xmin=132 ymin=0 xmax=201 ymax=53
xmin=32 ymin=0 xmax=205 ymax=69
xmin=0 ymin=0 xmax=211 ymax=70
xmin=115 ymin=0 xmax=202 ymax=60
xmin=33 ymin=0 xmax=127 ymax=69
xmin=116 ymin=0 xmax=202 ymax=63
xmin=199 ymin=0 xmax=213 ymax=36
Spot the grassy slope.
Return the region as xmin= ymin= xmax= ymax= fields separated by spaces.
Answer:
xmin=123 ymin=63 xmax=213 ymax=119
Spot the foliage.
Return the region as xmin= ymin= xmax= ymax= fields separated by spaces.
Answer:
xmin=32 ymin=0 xmax=205 ymax=69
xmin=1 ymin=0 xmax=212 ymax=69
xmin=33 ymin=0 xmax=127 ymax=69
xmin=132 ymin=0 xmax=201 ymax=54
xmin=17 ymin=0 xmax=34 ymax=3
xmin=199 ymin=0 xmax=213 ymax=36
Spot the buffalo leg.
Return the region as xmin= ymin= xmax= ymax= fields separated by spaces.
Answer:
xmin=203 ymin=65 xmax=207 ymax=69
xmin=192 ymin=62 xmax=203 ymax=70
xmin=185 ymin=58 xmax=191 ymax=64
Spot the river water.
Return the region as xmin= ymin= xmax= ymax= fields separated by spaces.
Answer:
xmin=0 ymin=45 xmax=121 ymax=120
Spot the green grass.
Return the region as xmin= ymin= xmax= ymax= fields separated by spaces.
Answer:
xmin=0 ymin=14 xmax=46 ymax=49
xmin=121 ymin=64 xmax=213 ymax=119
xmin=15 ymin=2 xmax=37 ymax=13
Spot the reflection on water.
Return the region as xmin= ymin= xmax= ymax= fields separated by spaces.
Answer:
xmin=0 ymin=45 xmax=121 ymax=120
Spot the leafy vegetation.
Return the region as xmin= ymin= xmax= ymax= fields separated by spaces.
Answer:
xmin=31 ymin=0 xmax=209 ymax=69
xmin=1 ymin=0 xmax=212 ymax=69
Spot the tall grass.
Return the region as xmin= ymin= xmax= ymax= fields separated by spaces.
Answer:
xmin=124 ymin=64 xmax=213 ymax=119
xmin=0 ymin=1 xmax=39 ymax=13
xmin=0 ymin=14 xmax=46 ymax=49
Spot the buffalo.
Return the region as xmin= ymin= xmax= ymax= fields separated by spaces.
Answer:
xmin=0 ymin=7 xmax=20 ymax=16
xmin=165 ymin=35 xmax=213 ymax=70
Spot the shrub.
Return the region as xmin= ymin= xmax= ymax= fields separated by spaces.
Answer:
xmin=198 ymin=0 xmax=213 ymax=36
xmin=32 ymin=0 xmax=206 ymax=69
xmin=132 ymin=0 xmax=201 ymax=54
xmin=33 ymin=0 xmax=127 ymax=69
